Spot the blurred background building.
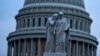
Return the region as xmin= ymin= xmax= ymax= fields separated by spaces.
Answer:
xmin=7 ymin=0 xmax=98 ymax=56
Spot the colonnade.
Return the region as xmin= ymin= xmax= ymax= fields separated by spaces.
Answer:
xmin=69 ymin=40 xmax=97 ymax=56
xmin=16 ymin=16 xmax=90 ymax=33
xmin=7 ymin=38 xmax=46 ymax=56
xmin=7 ymin=39 xmax=97 ymax=56
xmin=16 ymin=17 xmax=47 ymax=29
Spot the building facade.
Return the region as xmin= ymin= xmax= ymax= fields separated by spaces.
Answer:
xmin=7 ymin=0 xmax=98 ymax=56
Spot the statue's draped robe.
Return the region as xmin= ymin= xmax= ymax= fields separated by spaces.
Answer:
xmin=45 ymin=17 xmax=69 ymax=53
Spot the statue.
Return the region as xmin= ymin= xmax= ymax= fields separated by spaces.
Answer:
xmin=44 ymin=12 xmax=70 ymax=56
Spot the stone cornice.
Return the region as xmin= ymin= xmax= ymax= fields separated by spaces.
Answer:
xmin=7 ymin=28 xmax=98 ymax=44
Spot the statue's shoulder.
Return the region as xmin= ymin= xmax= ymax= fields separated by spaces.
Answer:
xmin=48 ymin=17 xmax=52 ymax=21
xmin=48 ymin=17 xmax=55 ymax=25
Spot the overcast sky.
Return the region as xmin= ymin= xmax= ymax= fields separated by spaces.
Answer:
xmin=0 ymin=0 xmax=100 ymax=56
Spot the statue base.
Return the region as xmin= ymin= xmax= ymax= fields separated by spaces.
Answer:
xmin=43 ymin=53 xmax=66 ymax=56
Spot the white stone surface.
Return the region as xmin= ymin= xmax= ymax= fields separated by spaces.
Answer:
xmin=23 ymin=3 xmax=86 ymax=12
xmin=43 ymin=53 xmax=66 ymax=56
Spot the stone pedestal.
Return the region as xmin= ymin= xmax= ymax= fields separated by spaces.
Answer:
xmin=43 ymin=53 xmax=66 ymax=56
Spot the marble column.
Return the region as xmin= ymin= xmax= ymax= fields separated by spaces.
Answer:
xmin=76 ymin=41 xmax=79 ymax=56
xmin=72 ymin=42 xmax=75 ymax=56
xmin=94 ymin=47 xmax=97 ymax=56
xmin=69 ymin=40 xmax=72 ymax=56
xmin=38 ymin=39 xmax=41 ymax=56
xmin=27 ymin=40 xmax=30 ymax=56
xmin=82 ymin=42 xmax=85 ymax=56
xmin=89 ymin=44 xmax=91 ymax=56
xmin=33 ymin=39 xmax=36 ymax=56
xmin=23 ymin=39 xmax=27 ymax=56
xmin=41 ymin=17 xmax=44 ymax=26
xmin=25 ymin=18 xmax=27 ymax=27
xmin=93 ymin=46 xmax=95 ymax=56
xmin=18 ymin=40 xmax=21 ymax=56
xmin=30 ymin=39 xmax=33 ymax=56
xmin=13 ymin=41 xmax=17 ymax=56
xmin=7 ymin=43 xmax=10 ymax=56
xmin=87 ymin=44 xmax=90 ymax=56
xmin=93 ymin=46 xmax=96 ymax=56
xmin=96 ymin=47 xmax=97 ymax=56
xmin=30 ymin=18 xmax=33 ymax=27
xmin=91 ymin=45 xmax=93 ymax=56
xmin=73 ymin=19 xmax=75 ymax=29
xmin=35 ymin=17 xmax=38 ymax=27
xmin=30 ymin=18 xmax=32 ymax=27
xmin=10 ymin=42 xmax=12 ymax=56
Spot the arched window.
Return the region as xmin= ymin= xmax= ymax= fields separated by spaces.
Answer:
xmin=84 ymin=22 xmax=86 ymax=31
xmin=70 ymin=19 xmax=73 ymax=28
xmin=80 ymin=22 xmax=83 ymax=30
xmin=38 ymin=18 xmax=41 ymax=26
xmin=23 ymin=19 xmax=25 ymax=28
xmin=19 ymin=20 xmax=21 ymax=28
xmin=32 ymin=18 xmax=35 ymax=27
xmin=17 ymin=20 xmax=20 ymax=29
xmin=27 ymin=19 xmax=30 ymax=27
xmin=75 ymin=20 xmax=78 ymax=29
xmin=44 ymin=18 xmax=47 ymax=26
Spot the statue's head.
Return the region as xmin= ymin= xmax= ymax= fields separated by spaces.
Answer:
xmin=59 ymin=12 xmax=64 ymax=15
xmin=52 ymin=13 xmax=58 ymax=19
xmin=58 ymin=12 xmax=64 ymax=19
